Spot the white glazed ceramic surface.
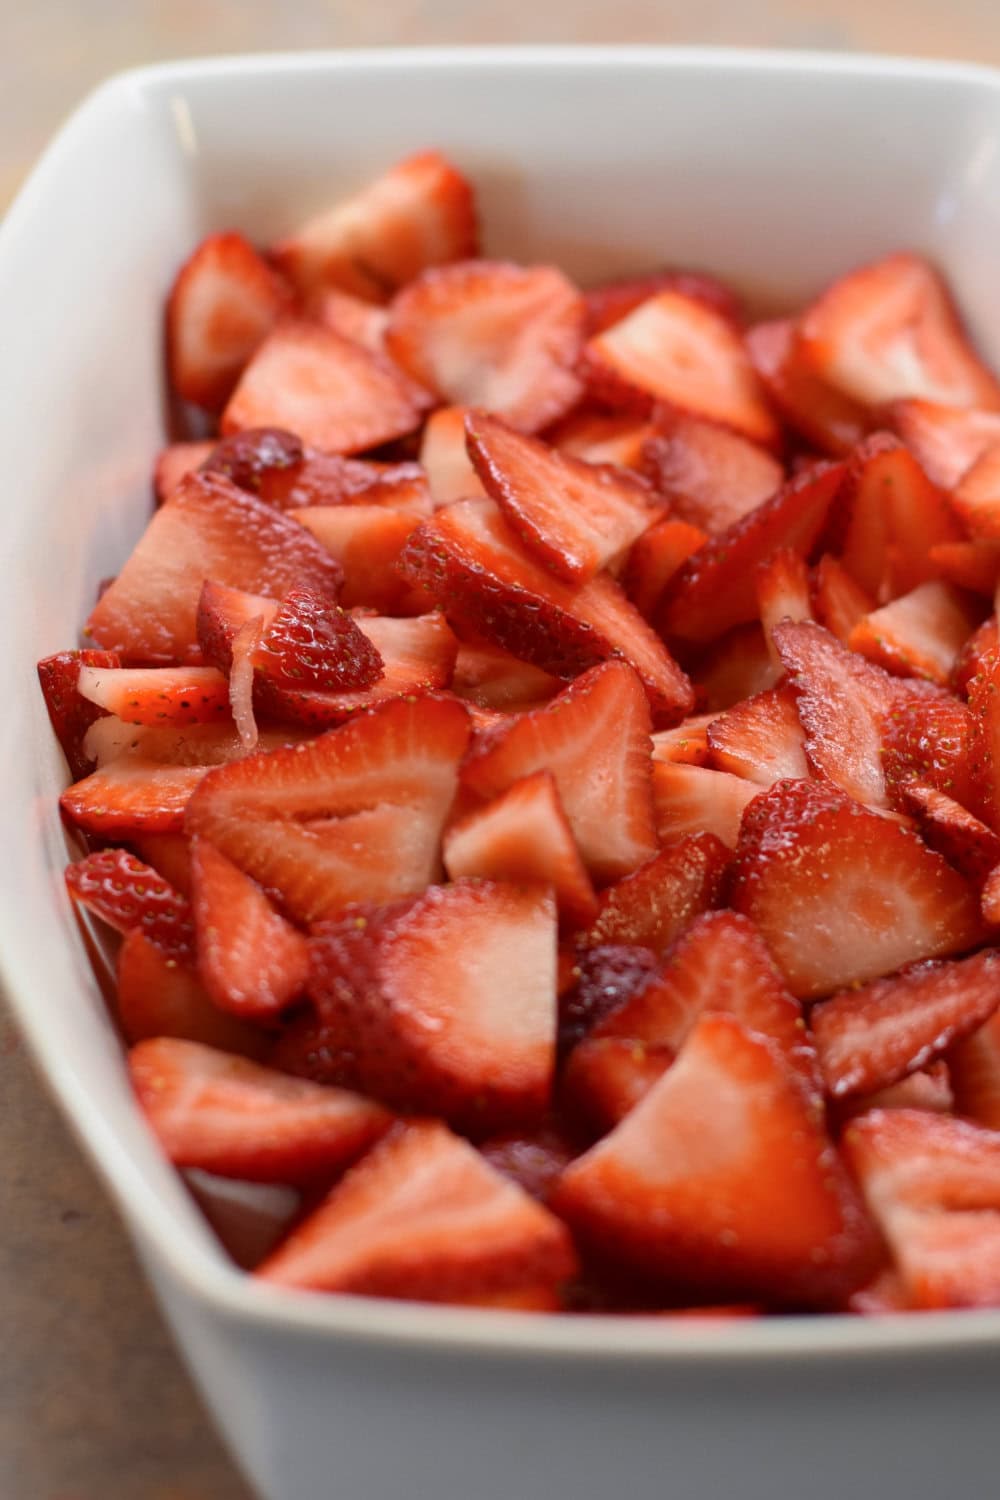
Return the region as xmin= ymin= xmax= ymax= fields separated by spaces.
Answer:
xmin=4 ymin=48 xmax=1000 ymax=1500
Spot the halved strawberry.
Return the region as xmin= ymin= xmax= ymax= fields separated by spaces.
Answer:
xmin=222 ymin=319 xmax=432 ymax=455
xmin=190 ymin=839 xmax=310 ymax=1019
xmin=951 ymin=441 xmax=1000 ymax=541
xmin=622 ymin=517 xmax=707 ymax=622
xmin=547 ymin=409 xmax=657 ymax=470
xmin=166 ymin=231 xmax=291 ymax=410
xmin=580 ymin=832 xmax=729 ymax=955
xmin=694 ymin=624 xmax=778 ymax=712
xmin=451 ymin=643 xmax=558 ymax=712
xmin=86 ymin=472 xmax=342 ymax=664
xmin=271 ymin=150 xmax=478 ymax=302
xmin=185 ymin=694 xmax=469 ymax=923
xmin=116 ymin=929 xmax=266 ymax=1056
xmin=811 ymin=553 xmax=874 ymax=643
xmin=553 ymin=1012 xmax=878 ymax=1306
xmin=291 ymin=504 xmax=421 ymax=612
xmin=251 ymin=587 xmax=384 ymax=691
xmin=386 ymin=260 xmax=585 ymax=432
xmin=902 ymin=783 xmax=1000 ymax=883
xmin=313 ymin=288 xmax=390 ymax=351
xmin=745 ymin=318 xmax=868 ymax=456
xmin=419 ymin=405 xmax=486 ymax=505
xmin=61 ymin=757 xmax=209 ymax=836
xmin=878 ymin=688 xmax=975 ymax=809
xmin=464 ymin=410 xmax=663 ymax=584
xmin=886 ymin=397 xmax=1000 ymax=488
xmin=651 ymin=763 xmax=760 ymax=849
xmin=756 ymin=547 xmax=813 ymax=666
xmin=37 ymin=648 xmax=121 ymax=779
xmin=308 ymin=881 xmax=557 ymax=1129
xmin=154 ymin=441 xmax=215 ymax=503
xmin=75 ymin=665 xmax=232 ymax=727
xmin=730 ymin=778 xmax=985 ymax=999
xmin=948 ymin=1010 xmax=1000 ymax=1129
xmin=583 ymin=268 xmax=743 ymax=337
xmin=811 ymin=949 xmax=1000 ymax=1099
xmin=641 ymin=414 xmax=783 ymax=534
xmin=130 ymin=1037 xmax=390 ymax=1183
xmin=848 ymin=582 xmax=982 ymax=685
xmin=926 ymin=540 xmax=1000 ymax=597
xmin=651 ymin=712 xmax=716 ymax=768
xmin=796 ymin=253 xmax=1000 ymax=412
xmin=257 ymin=1119 xmax=577 ymax=1300
xmin=707 ymin=684 xmax=809 ymax=786
xmin=582 ymin=291 xmax=779 ymax=448
xmin=461 ymin=661 xmax=656 ymax=884
xmin=65 ymin=847 xmax=193 ymax=960
xmin=558 ymin=943 xmax=661 ymax=1058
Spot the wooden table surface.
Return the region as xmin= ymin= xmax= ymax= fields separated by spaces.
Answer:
xmin=3 ymin=4 xmax=999 ymax=1498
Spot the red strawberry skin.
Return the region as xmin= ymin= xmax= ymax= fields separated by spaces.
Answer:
xmin=61 ymin=758 xmax=209 ymax=837
xmin=65 ymin=848 xmax=194 ymax=960
xmin=252 ymin=587 xmax=383 ymax=691
xmin=37 ymin=649 xmax=121 ymax=779
xmin=582 ymin=832 xmax=729 ymax=955
xmin=200 ymin=427 xmax=305 ymax=495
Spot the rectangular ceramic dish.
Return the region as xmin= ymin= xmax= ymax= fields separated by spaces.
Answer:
xmin=4 ymin=47 xmax=1000 ymax=1500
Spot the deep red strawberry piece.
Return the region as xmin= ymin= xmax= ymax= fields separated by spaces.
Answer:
xmin=848 ymin=582 xmax=982 ymax=686
xmin=583 ymin=268 xmax=743 ymax=337
xmin=651 ymin=763 xmax=760 ymax=849
xmin=166 ymin=231 xmax=291 ymax=410
xmin=130 ymin=1037 xmax=391 ymax=1184
xmin=256 ymin=1119 xmax=577 ymax=1299
xmin=656 ymin=461 xmax=846 ymax=644
xmin=954 ymin=616 xmax=1000 ymax=697
xmin=460 ymin=661 xmax=656 ymax=884
xmin=478 ymin=1124 xmax=579 ymax=1202
xmin=951 ymin=442 xmax=1000 ymax=541
xmin=580 ymin=832 xmax=729 ymax=956
xmin=623 ymin=517 xmax=707 ymax=621
xmin=195 ymin=579 xmax=277 ymax=672
xmin=386 ymin=260 xmax=585 ymax=432
xmin=308 ymin=881 xmax=557 ymax=1130
xmin=61 ymin=758 xmax=210 ymax=836
xmin=641 ymin=413 xmax=783 ymax=534
xmin=965 ymin=646 xmax=1000 ymax=831
xmin=291 ymin=505 xmax=422 ymax=613
xmin=75 ymin=664 xmax=232 ymax=727
xmin=707 ymin=684 xmax=809 ymax=787
xmin=199 ymin=427 xmax=305 ymax=495
xmin=901 ymin=783 xmax=1000 ymax=883
xmin=558 ymin=944 xmax=661 ymax=1058
xmin=86 ymin=472 xmax=342 ymax=664
xmin=116 ymin=929 xmax=266 ymax=1056
xmin=271 ymin=150 xmax=478 ymax=302
xmin=730 ymin=777 xmax=986 ymax=999
xmin=546 ymin=409 xmax=656 ymax=470
xmin=251 ymin=587 xmax=384 ymax=691
xmin=694 ymin=624 xmax=779 ymax=712
xmin=464 ymin=410 xmax=664 ymax=584
xmin=419 ymin=405 xmax=487 ymax=505
xmin=755 ymin=547 xmax=813 ymax=666
xmin=650 ymin=713 xmax=715 ymax=768
xmin=745 ymin=317 xmax=868 ymax=456
xmin=554 ymin=1012 xmax=878 ymax=1307
xmin=65 ymin=848 xmax=193 ymax=960
xmin=242 ymin=449 xmax=430 ymax=513
xmin=37 ymin=649 xmax=121 ymax=779
xmin=451 ymin=643 xmax=558 ymax=712
xmin=811 ymin=553 xmax=873 ymax=643
xmin=886 ymin=397 xmax=1000 ymax=488
xmin=927 ymin=540 xmax=1000 ymax=597
xmin=948 ymin=1009 xmax=1000 ymax=1130
xmin=811 ymin=949 xmax=1000 ymax=1099
xmin=190 ymin=838 xmax=310 ymax=1019
xmin=154 ymin=441 xmax=215 ymax=503
xmin=398 ymin=497 xmax=693 ymax=720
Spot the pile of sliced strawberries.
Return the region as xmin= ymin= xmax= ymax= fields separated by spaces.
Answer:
xmin=39 ymin=149 xmax=1000 ymax=1316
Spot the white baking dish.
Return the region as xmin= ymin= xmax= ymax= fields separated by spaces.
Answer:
xmin=4 ymin=47 xmax=1000 ymax=1500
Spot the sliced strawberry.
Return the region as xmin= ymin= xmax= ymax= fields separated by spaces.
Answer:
xmin=756 ymin=547 xmax=813 ymax=666
xmin=61 ymin=757 xmax=209 ymax=836
xmin=694 ymin=624 xmax=778 ymax=712
xmin=558 ymin=943 xmax=661 ymax=1058
xmin=419 ymin=405 xmax=486 ymax=506
xmin=199 ymin=427 xmax=305 ymax=496
xmin=75 ymin=665 xmax=232 ymax=727
xmin=257 ymin=1119 xmax=576 ymax=1299
xmin=154 ymin=441 xmax=215 ymax=503
xmin=583 ymin=268 xmax=742 ymax=337
xmin=641 ymin=414 xmax=783 ymax=534
xmin=902 ymin=783 xmax=1000 ymax=883
xmin=239 ymin=448 xmax=430 ymax=514
xmin=848 ymin=582 xmax=982 ymax=686
xmin=461 ymin=661 xmax=656 ymax=884
xmin=65 ymin=847 xmax=193 ymax=960
xmin=222 ymin=319 xmax=431 ymax=455
xmin=954 ymin=615 xmax=1000 ymax=697
xmin=886 ymin=397 xmax=1000 ymax=488
xmin=624 ymin=519 xmax=706 ymax=624
xmin=846 ymin=1267 xmax=913 ymax=1315
xmin=190 ymin=838 xmax=310 ymax=1019
xmin=707 ymin=684 xmax=809 ymax=786
xmin=129 ymin=832 xmax=193 ymax=897
xmin=876 ymin=682 xmax=975 ymax=809
xmin=464 ymin=410 xmax=663 ymax=584
xmin=965 ymin=646 xmax=1000 ymax=831
xmin=86 ymin=472 xmax=341 ymax=664
xmin=656 ymin=462 xmax=846 ymax=644
xmin=271 ymin=150 xmax=478 ymax=302
xmin=582 ymin=291 xmax=779 ymax=448
xmin=308 ymin=881 xmax=556 ymax=1129
xmin=130 ymin=1037 xmax=390 ymax=1183
xmin=478 ymin=1124 xmax=579 ymax=1202
xmin=196 ymin=579 xmax=276 ymax=671
xmin=745 ymin=318 xmax=868 ymax=456
xmin=554 ymin=1013 xmax=878 ymax=1307
xmin=251 ymin=587 xmax=383 ymax=691
xmin=926 ymin=540 xmax=1000 ymax=596
xmin=399 ymin=497 xmax=693 ymax=720
xmin=185 ymin=694 xmax=469 ymax=923
xmin=811 ymin=554 xmax=874 ymax=643
xmin=547 ymin=410 xmax=657 ymax=470
xmin=291 ymin=504 xmax=421 ymax=612
xmin=81 ymin=718 xmax=293 ymax=771
xmin=796 ymin=253 xmax=1000 ymax=412
xmin=451 ymin=643 xmax=558 ymax=712
xmin=386 ymin=260 xmax=584 ymax=432
xmin=835 ymin=1062 xmax=955 ymax=1128
xmin=948 ymin=1010 xmax=1000 ymax=1129
xmin=951 ymin=441 xmax=1000 ymax=541
xmin=116 ymin=929 xmax=266 ymax=1056
xmin=650 ymin=712 xmax=716 ymax=768
xmin=37 ymin=648 xmax=121 ymax=779
xmin=730 ymin=777 xmax=985 ymax=999
xmin=651 ymin=762 xmax=760 ymax=849
xmin=580 ymin=833 xmax=729 ymax=956
xmin=313 ymin=288 xmax=390 ymax=351
xmin=166 ymin=231 xmax=291 ymax=410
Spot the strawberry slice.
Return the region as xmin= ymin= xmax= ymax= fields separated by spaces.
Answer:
xmin=386 ymin=260 xmax=585 ymax=432
xmin=582 ymin=291 xmax=779 ymax=448
xmin=451 ymin=643 xmax=558 ymax=712
xmin=37 ymin=648 xmax=121 ymax=779
xmin=75 ymin=665 xmax=232 ymax=727
xmin=640 ymin=413 xmax=783 ymax=534
xmin=622 ymin=517 xmax=707 ymax=621
xmin=154 ymin=441 xmax=215 ymax=503
xmin=190 ymin=839 xmax=310 ymax=1019
xmin=926 ymin=540 xmax=1000 ymax=597
xmin=218 ymin=443 xmax=430 ymax=514
xmin=256 ymin=1119 xmax=577 ymax=1299
xmin=580 ymin=832 xmax=729 ymax=956
xmin=291 ymin=505 xmax=421 ymax=613
xmin=460 ymin=661 xmax=656 ymax=884
xmin=877 ymin=679 xmax=976 ymax=811
xmin=547 ymin=410 xmax=657 ymax=470
xmin=954 ymin=615 xmax=1000 ymax=696
xmin=847 ymin=582 xmax=982 ymax=685
xmin=951 ymin=442 xmax=1000 ymax=541
xmin=656 ymin=461 xmax=846 ymax=644
xmin=835 ymin=1062 xmax=955 ymax=1128
xmin=811 ymin=949 xmax=1000 ymax=1099
xmin=707 ymin=684 xmax=809 ymax=786
xmin=651 ymin=713 xmax=716 ymax=768
xmin=271 ymin=150 xmax=478 ymax=302
xmin=745 ymin=318 xmax=868 ymax=456
xmin=796 ymin=253 xmax=1000 ymax=412
xmin=811 ymin=554 xmax=873 ymax=643
xmin=313 ymin=288 xmax=390 ymax=351
xmin=81 ymin=719 xmax=295 ymax=772
xmin=443 ymin=771 xmax=599 ymax=929
xmin=222 ymin=319 xmax=432 ymax=455
xmin=399 ymin=497 xmax=693 ymax=719
xmin=583 ymin=268 xmax=743 ymax=337
xmin=86 ymin=472 xmax=342 ymax=664
xmin=902 ymin=783 xmax=1000 ymax=883
xmin=61 ymin=757 xmax=209 ymax=836
xmin=948 ymin=1010 xmax=1000 ymax=1129
xmin=695 ymin=624 xmax=778 ymax=712
xmin=199 ymin=427 xmax=305 ymax=496
xmin=887 ymin=397 xmax=1000 ymax=488
xmin=166 ymin=231 xmax=291 ymax=410
xmin=464 ymin=410 xmax=663 ymax=584
xmin=419 ymin=404 xmax=487 ymax=508
xmin=251 ymin=587 xmax=383 ymax=691
xmin=965 ymin=646 xmax=1000 ymax=831
xmin=116 ymin=929 xmax=266 ymax=1056
xmin=553 ymin=1013 xmax=878 ymax=1307
xmin=65 ymin=848 xmax=193 ymax=960
xmin=651 ymin=763 xmax=760 ymax=849
xmin=308 ymin=881 xmax=557 ymax=1129
xmin=558 ymin=943 xmax=661 ymax=1058
xmin=756 ymin=547 xmax=813 ymax=667
xmin=130 ymin=832 xmax=194 ymax=896
xmin=185 ymin=694 xmax=469 ymax=923
xmin=730 ymin=777 xmax=986 ymax=999
xmin=478 ymin=1124 xmax=579 ymax=1203
xmin=130 ymin=1037 xmax=390 ymax=1183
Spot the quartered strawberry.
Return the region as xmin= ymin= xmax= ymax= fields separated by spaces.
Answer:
xmin=399 ymin=497 xmax=692 ymax=720
xmin=190 ymin=839 xmax=310 ymax=1019
xmin=130 ymin=1037 xmax=390 ymax=1183
xmin=582 ymin=291 xmax=779 ymax=448
xmin=901 ymin=783 xmax=1000 ymax=883
xmin=271 ymin=150 xmax=478 ymax=302
xmin=308 ymin=881 xmax=557 ymax=1130
xmin=886 ymin=397 xmax=1000 ymax=488
xmin=75 ymin=664 xmax=232 ymax=727
xmin=154 ymin=441 xmax=215 ymax=503
xmin=948 ymin=1009 xmax=1000 ymax=1129
xmin=811 ymin=553 xmax=874 ymax=643
xmin=222 ymin=319 xmax=432 ymax=455
xmin=656 ymin=461 xmax=846 ymax=644
xmin=86 ymin=472 xmax=342 ymax=664
xmin=651 ymin=762 xmax=760 ymax=849
xmin=257 ymin=1119 xmax=577 ymax=1299
xmin=61 ymin=757 xmax=209 ymax=836
xmin=580 ymin=832 xmax=729 ymax=956
xmin=185 ymin=694 xmax=467 ymax=922
xmin=651 ymin=713 xmax=716 ymax=768
xmin=547 ymin=409 xmax=658 ymax=470
xmin=951 ymin=442 xmax=1000 ymax=541
xmin=848 ymin=581 xmax=982 ymax=685
xmin=558 ymin=943 xmax=661 ymax=1058
xmin=745 ymin=318 xmax=868 ymax=456
xmin=443 ymin=771 xmax=599 ymax=929
xmin=554 ymin=1013 xmax=878 ymax=1307
xmin=418 ymin=405 xmax=486 ymax=505
xmin=291 ymin=504 xmax=422 ymax=613
xmin=251 ymin=587 xmax=384 ymax=691
xmin=65 ymin=848 xmax=193 ymax=960
xmin=756 ymin=547 xmax=813 ymax=666
xmin=116 ymin=929 xmax=266 ymax=1056
xmin=313 ymin=288 xmax=390 ymax=351
xmin=583 ymin=268 xmax=742 ymax=337
xmin=694 ymin=624 xmax=779 ymax=712
xmin=37 ymin=648 xmax=121 ymax=779
xmin=730 ymin=777 xmax=986 ymax=999
xmin=926 ymin=540 xmax=1000 ymax=597
xmin=199 ymin=427 xmax=305 ymax=496
xmin=451 ymin=643 xmax=558 ymax=712
xmin=811 ymin=949 xmax=1000 ymax=1099
xmin=460 ymin=661 xmax=656 ymax=884
xmin=386 ymin=260 xmax=585 ymax=432
xmin=707 ymin=684 xmax=809 ymax=786
xmin=622 ymin=517 xmax=707 ymax=621
xmin=640 ymin=413 xmax=783 ymax=534
xmin=464 ymin=410 xmax=663 ymax=584
xmin=166 ymin=231 xmax=291 ymax=410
